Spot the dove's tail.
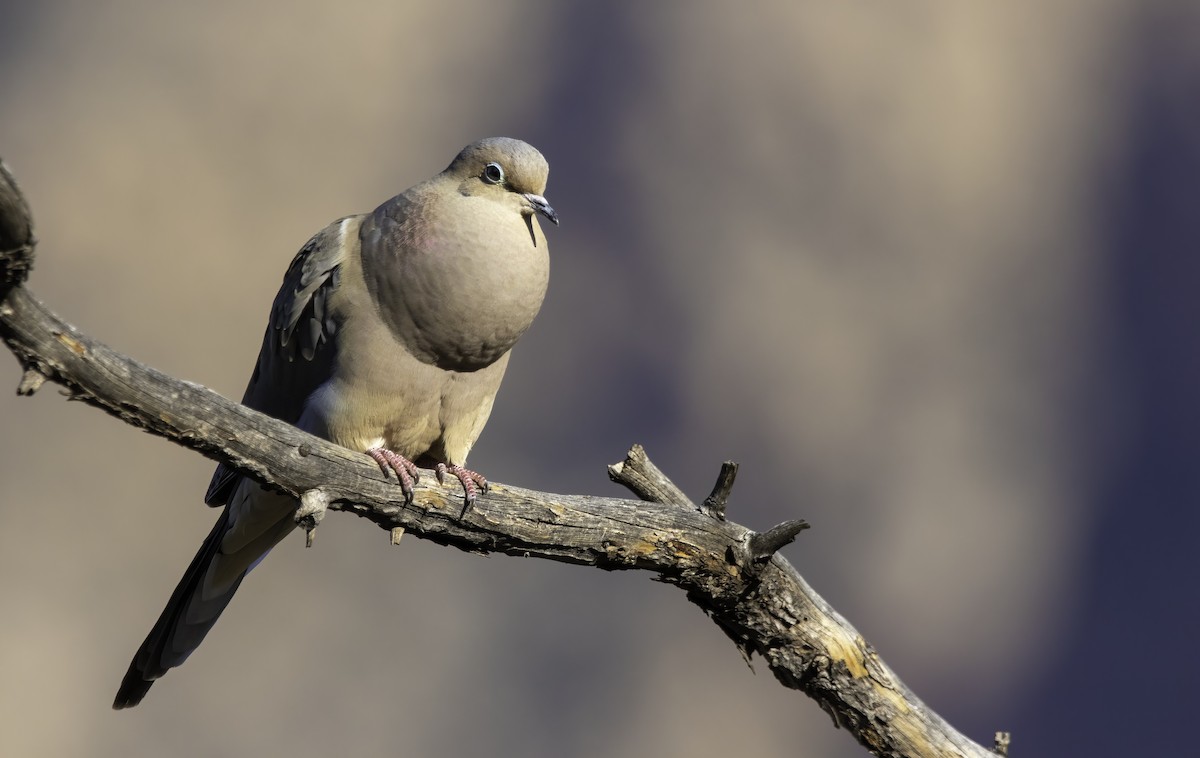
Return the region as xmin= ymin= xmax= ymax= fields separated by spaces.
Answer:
xmin=113 ymin=485 xmax=296 ymax=709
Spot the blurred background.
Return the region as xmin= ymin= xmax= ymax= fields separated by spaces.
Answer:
xmin=1 ymin=2 xmax=1197 ymax=756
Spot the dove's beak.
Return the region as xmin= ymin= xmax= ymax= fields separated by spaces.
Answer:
xmin=524 ymin=194 xmax=559 ymax=226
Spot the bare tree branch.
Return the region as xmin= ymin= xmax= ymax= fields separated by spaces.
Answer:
xmin=0 ymin=159 xmax=999 ymax=758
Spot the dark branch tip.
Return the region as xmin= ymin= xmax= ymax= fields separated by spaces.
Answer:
xmin=0 ymin=158 xmax=36 ymax=294
xmin=747 ymin=519 xmax=810 ymax=564
xmin=700 ymin=460 xmax=739 ymax=520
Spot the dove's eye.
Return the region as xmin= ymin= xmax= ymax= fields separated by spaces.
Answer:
xmin=482 ymin=162 xmax=505 ymax=185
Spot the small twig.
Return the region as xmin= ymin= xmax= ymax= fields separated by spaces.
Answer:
xmin=296 ymin=488 xmax=331 ymax=548
xmin=607 ymin=443 xmax=692 ymax=507
xmin=700 ymin=460 xmax=738 ymax=520
xmin=747 ymin=519 xmax=811 ymax=565
xmin=16 ymin=366 xmax=46 ymax=395
xmin=992 ymin=731 xmax=1011 ymax=756
xmin=391 ymin=527 xmax=405 ymax=545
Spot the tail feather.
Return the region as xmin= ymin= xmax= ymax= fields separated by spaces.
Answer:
xmin=113 ymin=485 xmax=296 ymax=709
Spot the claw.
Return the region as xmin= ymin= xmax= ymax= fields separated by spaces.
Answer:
xmin=436 ymin=463 xmax=489 ymax=517
xmin=366 ymin=447 xmax=420 ymax=505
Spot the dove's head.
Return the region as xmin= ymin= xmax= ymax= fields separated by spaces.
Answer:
xmin=447 ymin=137 xmax=558 ymax=226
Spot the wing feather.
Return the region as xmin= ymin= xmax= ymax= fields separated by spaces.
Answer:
xmin=204 ymin=216 xmax=359 ymax=505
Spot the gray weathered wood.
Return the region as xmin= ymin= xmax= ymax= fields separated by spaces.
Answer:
xmin=0 ymin=159 xmax=998 ymax=758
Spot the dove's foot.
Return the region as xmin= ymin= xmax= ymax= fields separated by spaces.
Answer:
xmin=437 ymin=463 xmax=489 ymax=515
xmin=367 ymin=447 xmax=420 ymax=504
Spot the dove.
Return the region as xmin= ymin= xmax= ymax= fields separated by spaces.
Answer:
xmin=113 ymin=137 xmax=557 ymax=708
